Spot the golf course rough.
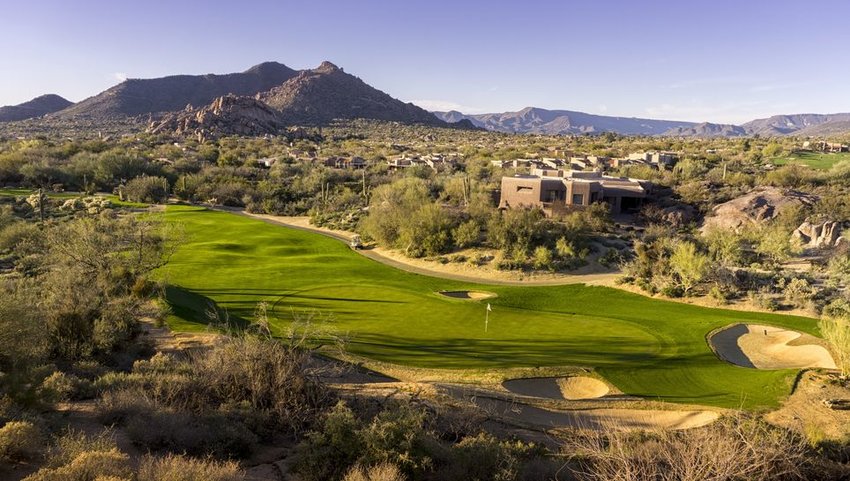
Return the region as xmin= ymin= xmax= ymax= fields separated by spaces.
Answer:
xmin=160 ymin=206 xmax=826 ymax=409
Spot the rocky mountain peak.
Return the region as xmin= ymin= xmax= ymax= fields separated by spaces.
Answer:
xmin=316 ymin=61 xmax=341 ymax=73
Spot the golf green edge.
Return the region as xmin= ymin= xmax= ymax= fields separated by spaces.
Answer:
xmin=159 ymin=205 xmax=820 ymax=410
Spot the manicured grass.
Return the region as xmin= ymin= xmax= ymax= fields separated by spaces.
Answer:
xmin=161 ymin=205 xmax=824 ymax=409
xmin=771 ymin=151 xmax=850 ymax=170
xmin=0 ymin=188 xmax=148 ymax=208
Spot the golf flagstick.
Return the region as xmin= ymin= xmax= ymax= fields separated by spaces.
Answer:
xmin=485 ymin=303 xmax=492 ymax=332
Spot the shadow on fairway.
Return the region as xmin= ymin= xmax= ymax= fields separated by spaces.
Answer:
xmin=165 ymin=285 xmax=250 ymax=329
xmin=346 ymin=332 xmax=684 ymax=369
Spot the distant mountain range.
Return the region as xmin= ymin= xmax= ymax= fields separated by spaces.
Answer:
xmin=2 ymin=61 xmax=850 ymax=137
xmin=0 ymin=61 xmax=448 ymax=133
xmin=55 ymin=62 xmax=298 ymax=120
xmin=433 ymin=108 xmax=850 ymax=137
xmin=0 ymin=94 xmax=72 ymax=122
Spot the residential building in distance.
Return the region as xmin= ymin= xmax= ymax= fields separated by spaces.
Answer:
xmin=323 ymin=156 xmax=366 ymax=169
xmin=625 ymin=151 xmax=679 ymax=169
xmin=498 ymin=168 xmax=649 ymax=215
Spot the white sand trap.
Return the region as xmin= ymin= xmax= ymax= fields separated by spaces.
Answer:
xmin=710 ymin=323 xmax=837 ymax=370
xmin=454 ymin=390 xmax=718 ymax=431
xmin=558 ymin=377 xmax=610 ymax=400
xmin=503 ymin=376 xmax=609 ymax=400
xmin=438 ymin=290 xmax=496 ymax=300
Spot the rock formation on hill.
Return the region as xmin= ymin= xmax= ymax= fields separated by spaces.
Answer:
xmin=0 ymin=94 xmax=73 ymax=122
xmin=148 ymin=95 xmax=285 ymax=139
xmin=55 ymin=62 xmax=297 ymax=120
xmin=701 ymin=187 xmax=818 ymax=233
xmin=260 ymin=61 xmax=444 ymax=126
xmin=792 ymin=218 xmax=845 ymax=248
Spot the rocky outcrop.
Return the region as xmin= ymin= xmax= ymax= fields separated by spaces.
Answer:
xmin=701 ymin=187 xmax=818 ymax=233
xmin=792 ymin=218 xmax=844 ymax=248
xmin=148 ymin=95 xmax=285 ymax=139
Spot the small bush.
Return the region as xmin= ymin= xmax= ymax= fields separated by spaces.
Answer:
xmin=0 ymin=420 xmax=43 ymax=461
xmin=23 ymin=449 xmax=131 ymax=481
xmin=41 ymin=371 xmax=95 ymax=401
xmin=532 ymin=246 xmax=554 ymax=271
xmin=343 ymin=463 xmax=406 ymax=481
xmin=137 ymin=453 xmax=245 ymax=481
xmin=122 ymin=176 xmax=168 ymax=204
xmin=45 ymin=430 xmax=117 ymax=469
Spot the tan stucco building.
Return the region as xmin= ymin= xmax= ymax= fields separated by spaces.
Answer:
xmin=498 ymin=169 xmax=648 ymax=215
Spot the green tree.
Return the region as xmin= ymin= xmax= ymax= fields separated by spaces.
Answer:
xmin=669 ymin=241 xmax=710 ymax=295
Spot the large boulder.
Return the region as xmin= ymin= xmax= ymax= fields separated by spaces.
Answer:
xmin=792 ymin=218 xmax=844 ymax=248
xmin=701 ymin=187 xmax=817 ymax=233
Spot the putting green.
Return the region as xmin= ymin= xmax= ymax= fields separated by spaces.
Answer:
xmin=160 ymin=205 xmax=823 ymax=409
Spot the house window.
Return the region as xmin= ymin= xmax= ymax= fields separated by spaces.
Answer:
xmin=546 ymin=190 xmax=563 ymax=202
xmin=516 ymin=186 xmax=533 ymax=192
xmin=572 ymin=194 xmax=584 ymax=205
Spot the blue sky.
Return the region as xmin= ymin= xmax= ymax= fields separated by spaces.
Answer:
xmin=2 ymin=0 xmax=849 ymax=123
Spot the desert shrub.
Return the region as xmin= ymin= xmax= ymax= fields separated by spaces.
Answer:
xmin=98 ymin=336 xmax=327 ymax=458
xmin=295 ymin=401 xmax=440 ymax=481
xmin=122 ymin=175 xmax=168 ymax=203
xmin=440 ymin=433 xmax=540 ymax=481
xmin=487 ymin=208 xmax=546 ymax=255
xmin=44 ymin=430 xmax=118 ymax=469
xmin=358 ymin=403 xmax=438 ymax=475
xmin=295 ymin=402 xmax=364 ymax=481
xmin=125 ymin=410 xmax=258 ymax=458
xmin=0 ymin=220 xmax=43 ymax=254
xmin=748 ymin=289 xmax=779 ymax=311
xmin=783 ymin=277 xmax=815 ymax=309
xmin=453 ymin=220 xmax=480 ymax=249
xmin=343 ymin=463 xmax=406 ymax=481
xmin=0 ymin=420 xmax=43 ymax=461
xmin=40 ymin=371 xmax=95 ymax=401
xmin=137 ymin=453 xmax=245 ymax=481
xmin=819 ymin=316 xmax=850 ymax=377
xmin=566 ymin=416 xmax=809 ymax=481
xmin=397 ymin=204 xmax=454 ymax=258
xmin=532 ymin=246 xmax=554 ymax=271
xmin=23 ymin=449 xmax=131 ymax=481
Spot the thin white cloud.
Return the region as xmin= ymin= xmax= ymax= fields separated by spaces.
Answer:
xmin=113 ymin=72 xmax=128 ymax=82
xmin=408 ymin=99 xmax=487 ymax=114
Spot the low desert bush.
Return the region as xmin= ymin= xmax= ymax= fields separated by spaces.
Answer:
xmin=44 ymin=430 xmax=117 ymax=469
xmin=40 ymin=371 xmax=95 ymax=401
xmin=23 ymin=449 xmax=131 ymax=481
xmin=137 ymin=453 xmax=245 ymax=481
xmin=0 ymin=420 xmax=43 ymax=461
xmin=566 ymin=415 xmax=809 ymax=481
xmin=343 ymin=462 xmax=406 ymax=481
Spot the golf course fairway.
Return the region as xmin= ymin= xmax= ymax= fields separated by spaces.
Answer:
xmin=161 ymin=205 xmax=824 ymax=409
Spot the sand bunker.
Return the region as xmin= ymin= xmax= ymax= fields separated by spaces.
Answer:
xmin=438 ymin=290 xmax=497 ymax=300
xmin=450 ymin=387 xmax=718 ymax=431
xmin=558 ymin=377 xmax=610 ymax=400
xmin=710 ymin=323 xmax=837 ymax=370
xmin=503 ymin=376 xmax=609 ymax=400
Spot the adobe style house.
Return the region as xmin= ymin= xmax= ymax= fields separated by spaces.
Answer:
xmin=498 ymin=168 xmax=649 ymax=215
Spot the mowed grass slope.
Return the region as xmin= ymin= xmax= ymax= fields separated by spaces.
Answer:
xmin=771 ymin=151 xmax=850 ymax=170
xmin=161 ymin=205 xmax=823 ymax=409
